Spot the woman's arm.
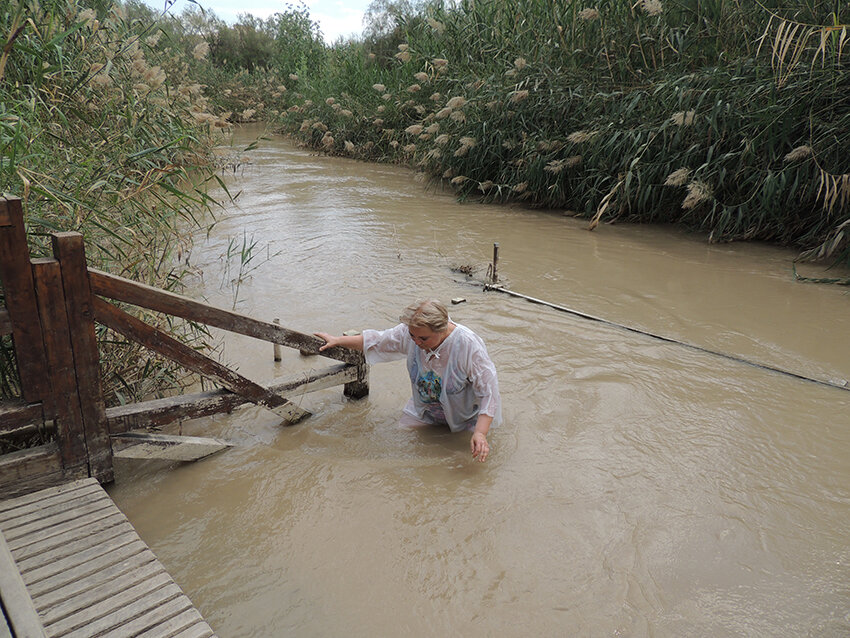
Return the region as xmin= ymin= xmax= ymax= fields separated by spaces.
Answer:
xmin=314 ymin=332 xmax=364 ymax=352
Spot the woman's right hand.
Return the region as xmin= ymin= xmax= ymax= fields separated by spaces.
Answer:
xmin=313 ymin=332 xmax=339 ymax=351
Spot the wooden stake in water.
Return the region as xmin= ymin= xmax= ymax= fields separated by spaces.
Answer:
xmin=273 ymin=318 xmax=282 ymax=361
xmin=491 ymin=242 xmax=499 ymax=284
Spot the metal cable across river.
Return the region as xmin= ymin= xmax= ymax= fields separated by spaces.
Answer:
xmin=108 ymin=125 xmax=850 ymax=637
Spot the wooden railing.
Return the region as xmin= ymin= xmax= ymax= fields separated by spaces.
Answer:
xmin=0 ymin=196 xmax=367 ymax=498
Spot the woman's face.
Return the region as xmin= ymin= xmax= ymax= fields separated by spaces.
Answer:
xmin=408 ymin=325 xmax=443 ymax=350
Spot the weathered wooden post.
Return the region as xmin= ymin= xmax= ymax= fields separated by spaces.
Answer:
xmin=0 ymin=197 xmax=52 ymax=410
xmin=343 ymin=350 xmax=369 ymax=399
xmin=339 ymin=329 xmax=368 ymax=399
xmin=491 ymin=242 xmax=499 ymax=284
xmin=52 ymin=232 xmax=114 ymax=483
xmin=273 ymin=318 xmax=282 ymax=361
xmin=30 ymin=257 xmax=89 ymax=479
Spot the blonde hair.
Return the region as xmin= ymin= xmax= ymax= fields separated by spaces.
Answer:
xmin=399 ymin=299 xmax=449 ymax=332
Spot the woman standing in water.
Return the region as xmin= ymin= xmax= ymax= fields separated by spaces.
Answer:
xmin=315 ymin=299 xmax=501 ymax=463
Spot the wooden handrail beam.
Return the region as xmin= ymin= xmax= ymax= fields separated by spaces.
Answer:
xmin=88 ymin=268 xmax=359 ymax=365
xmin=92 ymin=297 xmax=311 ymax=425
xmin=0 ymin=401 xmax=44 ymax=436
xmin=105 ymin=362 xmax=356 ymax=433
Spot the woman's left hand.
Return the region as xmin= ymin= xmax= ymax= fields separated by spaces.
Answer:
xmin=471 ymin=432 xmax=490 ymax=463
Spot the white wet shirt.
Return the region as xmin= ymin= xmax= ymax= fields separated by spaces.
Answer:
xmin=362 ymin=322 xmax=502 ymax=432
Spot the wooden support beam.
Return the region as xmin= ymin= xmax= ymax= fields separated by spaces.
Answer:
xmin=92 ymin=297 xmax=311 ymax=425
xmin=31 ymin=258 xmax=88 ymax=472
xmin=105 ymin=362 xmax=356 ymax=433
xmin=0 ymin=532 xmax=49 ymax=638
xmin=0 ymin=402 xmax=44 ymax=436
xmin=111 ymin=432 xmax=231 ymax=462
xmin=51 ymin=233 xmax=113 ymax=484
xmin=0 ymin=198 xmax=51 ymax=405
xmin=88 ymin=268 xmax=360 ymax=365
xmin=0 ymin=443 xmax=79 ymax=500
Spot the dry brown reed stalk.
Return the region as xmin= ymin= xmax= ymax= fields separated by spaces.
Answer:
xmin=797 ymin=219 xmax=850 ymax=262
xmin=510 ymin=89 xmax=529 ymax=103
xmin=757 ymin=12 xmax=849 ymax=87
xmin=816 ymin=170 xmax=850 ymax=217
xmin=589 ymin=176 xmax=624 ymax=231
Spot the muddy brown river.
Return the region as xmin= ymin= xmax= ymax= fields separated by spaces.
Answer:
xmin=108 ymin=125 xmax=850 ymax=637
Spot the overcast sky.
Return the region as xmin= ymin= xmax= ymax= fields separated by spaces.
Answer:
xmin=139 ymin=0 xmax=372 ymax=43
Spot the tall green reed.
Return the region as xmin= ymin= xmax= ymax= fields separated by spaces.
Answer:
xmin=0 ymin=0 xmax=232 ymax=404
xmin=277 ymin=0 xmax=849 ymax=267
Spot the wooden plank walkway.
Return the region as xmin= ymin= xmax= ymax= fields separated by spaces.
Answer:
xmin=0 ymin=479 xmax=216 ymax=638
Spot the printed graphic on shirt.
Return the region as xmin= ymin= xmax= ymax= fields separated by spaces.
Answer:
xmin=416 ymin=370 xmax=442 ymax=404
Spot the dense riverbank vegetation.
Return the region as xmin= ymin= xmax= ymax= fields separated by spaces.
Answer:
xmin=1 ymin=0 xmax=848 ymax=411
xmin=275 ymin=0 xmax=850 ymax=268
xmin=0 ymin=0 xmax=231 ymax=405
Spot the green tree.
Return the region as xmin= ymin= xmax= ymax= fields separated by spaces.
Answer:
xmin=269 ymin=3 xmax=326 ymax=77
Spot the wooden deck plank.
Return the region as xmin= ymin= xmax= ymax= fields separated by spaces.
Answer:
xmin=170 ymin=622 xmax=215 ymax=638
xmin=1 ymin=480 xmax=217 ymax=638
xmin=24 ymin=541 xmax=150 ymax=600
xmin=0 ymin=499 xmax=115 ymax=544
xmin=61 ymin=584 xmax=186 ymax=638
xmin=15 ymin=521 xmax=136 ymax=573
xmin=128 ymin=607 xmax=210 ymax=638
xmin=0 ymin=483 xmax=108 ymax=528
xmin=8 ymin=510 xmax=124 ymax=557
xmin=0 ymin=496 xmax=113 ymax=538
xmin=33 ymin=550 xmax=158 ymax=613
xmin=0 ymin=479 xmax=99 ymax=517
xmin=20 ymin=532 xmax=140 ymax=587
xmin=0 ymin=533 xmax=48 ymax=638
xmin=94 ymin=595 xmax=196 ymax=638
xmin=44 ymin=572 xmax=175 ymax=636
xmin=39 ymin=561 xmax=166 ymax=627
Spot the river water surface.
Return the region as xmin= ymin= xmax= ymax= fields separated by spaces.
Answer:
xmin=108 ymin=125 xmax=850 ymax=637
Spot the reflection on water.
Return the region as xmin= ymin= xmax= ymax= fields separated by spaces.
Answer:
xmin=109 ymin=125 xmax=850 ymax=637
